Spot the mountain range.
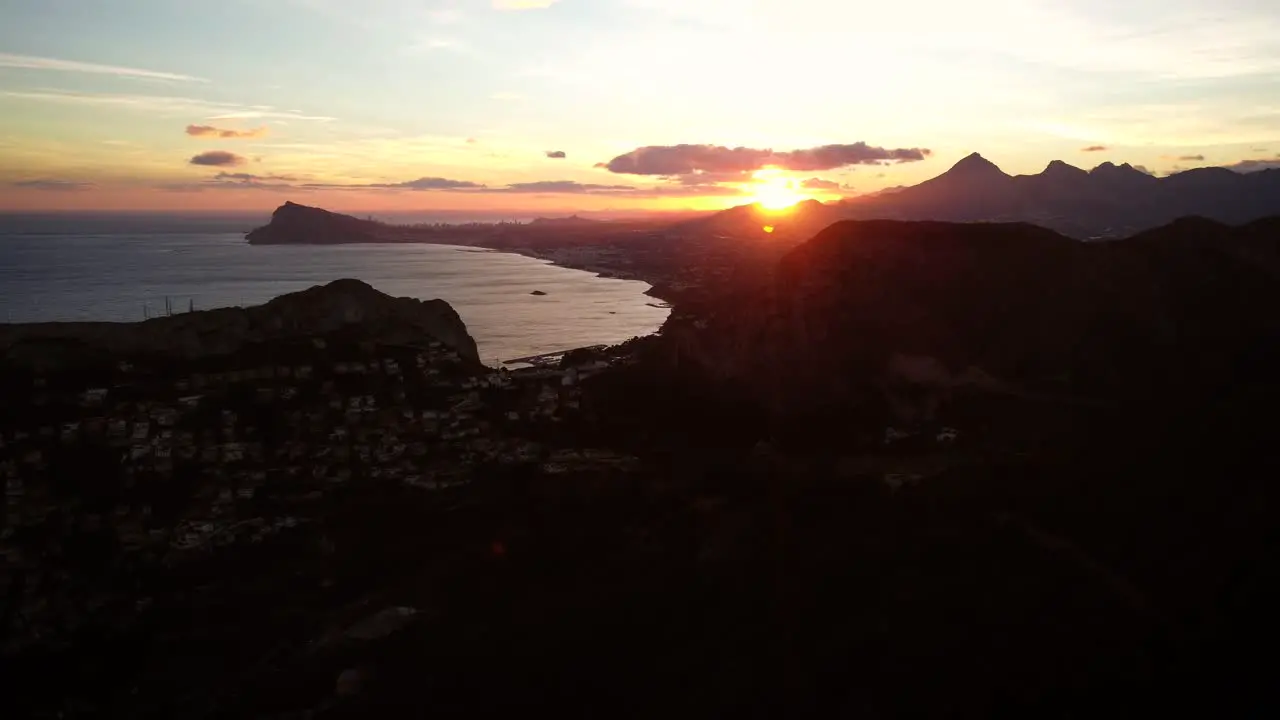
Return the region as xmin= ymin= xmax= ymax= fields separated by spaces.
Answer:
xmin=696 ymin=153 xmax=1280 ymax=239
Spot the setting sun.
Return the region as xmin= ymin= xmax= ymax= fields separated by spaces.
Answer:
xmin=749 ymin=169 xmax=809 ymax=211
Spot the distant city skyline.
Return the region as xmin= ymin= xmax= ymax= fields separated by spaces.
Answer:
xmin=2 ymin=0 xmax=1279 ymax=211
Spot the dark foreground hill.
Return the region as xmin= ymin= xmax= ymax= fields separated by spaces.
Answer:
xmin=4 ymin=219 xmax=1280 ymax=717
xmin=670 ymin=216 xmax=1280 ymax=420
xmin=0 ymin=279 xmax=481 ymax=368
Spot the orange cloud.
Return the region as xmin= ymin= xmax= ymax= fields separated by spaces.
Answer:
xmin=186 ymin=124 xmax=268 ymax=139
xmin=1081 ymin=145 xmax=1108 ymax=152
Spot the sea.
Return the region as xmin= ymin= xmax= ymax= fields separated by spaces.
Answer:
xmin=0 ymin=213 xmax=670 ymax=367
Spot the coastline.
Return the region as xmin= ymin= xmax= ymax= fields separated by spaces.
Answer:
xmin=413 ymin=239 xmax=677 ymax=304
xmin=1 ymin=235 xmax=671 ymax=371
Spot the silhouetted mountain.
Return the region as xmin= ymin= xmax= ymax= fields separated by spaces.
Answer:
xmin=696 ymin=154 xmax=1280 ymax=239
xmin=936 ymin=151 xmax=1012 ymax=184
xmin=670 ymin=217 xmax=1280 ymax=418
xmin=246 ymin=201 xmax=384 ymax=245
xmin=672 ymin=198 xmax=844 ymax=240
xmin=840 ymin=154 xmax=1280 ymax=237
xmin=528 ymin=214 xmax=599 ymax=226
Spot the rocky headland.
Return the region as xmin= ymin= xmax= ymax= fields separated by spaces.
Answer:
xmin=0 ymin=279 xmax=481 ymax=370
xmin=245 ymin=201 xmax=386 ymax=245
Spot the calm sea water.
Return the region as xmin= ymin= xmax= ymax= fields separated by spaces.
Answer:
xmin=0 ymin=214 xmax=669 ymax=366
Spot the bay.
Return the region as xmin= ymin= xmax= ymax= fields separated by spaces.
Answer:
xmin=0 ymin=218 xmax=668 ymax=366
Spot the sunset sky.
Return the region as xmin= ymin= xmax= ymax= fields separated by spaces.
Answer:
xmin=2 ymin=0 xmax=1279 ymax=213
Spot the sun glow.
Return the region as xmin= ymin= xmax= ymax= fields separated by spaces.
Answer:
xmin=748 ymin=169 xmax=808 ymax=211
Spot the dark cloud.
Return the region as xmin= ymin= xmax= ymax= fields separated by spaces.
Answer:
xmin=186 ymin=124 xmax=268 ymax=139
xmin=189 ymin=150 xmax=247 ymax=167
xmin=12 ymin=179 xmax=95 ymax=191
xmin=779 ymin=144 xmax=930 ymax=172
xmin=1224 ymin=157 xmax=1280 ymax=173
xmin=601 ymin=142 xmax=930 ymax=176
xmin=800 ymin=177 xmax=841 ymax=190
xmin=1176 ymin=154 xmax=1205 ymax=162
xmin=544 ymin=150 xmax=567 ymax=159
xmin=1081 ymin=145 xmax=1108 ymax=152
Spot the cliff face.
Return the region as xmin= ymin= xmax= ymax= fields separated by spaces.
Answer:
xmin=246 ymin=201 xmax=385 ymax=245
xmin=0 ymin=279 xmax=481 ymax=369
xmin=668 ymin=217 xmax=1280 ymax=419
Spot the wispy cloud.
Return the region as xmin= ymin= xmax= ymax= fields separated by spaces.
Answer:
xmin=207 ymin=109 xmax=335 ymax=122
xmin=189 ymin=151 xmax=247 ymax=167
xmin=158 ymin=172 xmax=303 ymax=192
xmin=0 ymin=52 xmax=204 ymax=82
xmin=800 ymin=178 xmax=840 ymax=190
xmin=289 ymin=177 xmax=747 ymax=197
xmin=545 ymin=150 xmax=566 ymax=159
xmin=1081 ymin=145 xmax=1108 ymax=152
xmin=428 ymin=7 xmax=464 ymax=24
xmin=186 ymin=124 xmax=269 ymax=139
xmin=215 ymin=172 xmax=298 ymax=182
xmin=1224 ymin=157 xmax=1280 ymax=173
xmin=2 ymin=89 xmax=336 ymax=122
xmin=1033 ymin=104 xmax=1280 ymax=147
xmin=624 ymin=1 xmax=1280 ymax=80
xmin=305 ymin=177 xmax=486 ymax=190
xmin=484 ymin=180 xmax=746 ymax=197
xmin=490 ymin=180 xmax=633 ymax=194
xmin=493 ymin=0 xmax=561 ymax=9
xmin=12 ymin=179 xmax=96 ymax=191
xmin=404 ymin=37 xmax=471 ymax=54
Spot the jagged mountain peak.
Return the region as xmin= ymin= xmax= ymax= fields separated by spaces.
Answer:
xmin=1043 ymin=159 xmax=1087 ymax=177
xmin=947 ymin=152 xmax=1008 ymax=176
xmin=1090 ymin=161 xmax=1147 ymax=176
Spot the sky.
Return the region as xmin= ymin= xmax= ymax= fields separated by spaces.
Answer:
xmin=2 ymin=0 xmax=1279 ymax=213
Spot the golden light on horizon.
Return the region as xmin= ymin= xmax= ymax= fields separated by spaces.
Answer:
xmin=748 ymin=168 xmax=809 ymax=211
